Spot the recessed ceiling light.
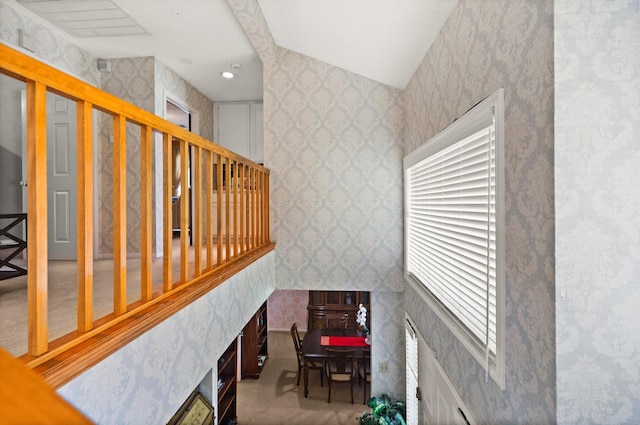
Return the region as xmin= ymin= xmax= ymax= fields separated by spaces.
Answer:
xmin=221 ymin=71 xmax=234 ymax=79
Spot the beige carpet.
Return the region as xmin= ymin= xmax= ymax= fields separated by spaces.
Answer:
xmin=237 ymin=331 xmax=369 ymax=425
xmin=0 ymin=256 xmax=176 ymax=356
xmin=0 ymin=238 xmax=225 ymax=356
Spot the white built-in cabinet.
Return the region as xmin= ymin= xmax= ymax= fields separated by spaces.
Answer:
xmin=214 ymin=101 xmax=263 ymax=164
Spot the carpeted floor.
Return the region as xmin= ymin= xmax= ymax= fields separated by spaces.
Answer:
xmin=0 ymin=238 xmax=226 ymax=356
xmin=0 ymin=256 xmax=168 ymax=356
xmin=237 ymin=331 xmax=369 ymax=425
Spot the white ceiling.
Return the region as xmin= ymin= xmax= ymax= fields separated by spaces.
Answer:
xmin=257 ymin=0 xmax=457 ymax=90
xmin=10 ymin=0 xmax=457 ymax=101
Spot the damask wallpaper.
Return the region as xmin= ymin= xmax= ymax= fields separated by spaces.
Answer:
xmin=264 ymin=47 xmax=407 ymax=398
xmin=155 ymin=60 xmax=214 ymax=141
xmin=263 ymin=48 xmax=406 ymax=294
xmin=268 ymin=289 xmax=309 ymax=331
xmin=403 ymin=0 xmax=555 ymax=423
xmin=555 ymin=1 xmax=640 ymax=423
xmin=99 ymin=57 xmax=156 ymax=256
xmin=229 ymin=0 xmax=407 ymax=399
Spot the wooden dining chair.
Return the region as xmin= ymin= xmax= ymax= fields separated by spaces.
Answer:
xmin=323 ymin=313 xmax=349 ymax=329
xmin=358 ymin=348 xmax=371 ymax=404
xmin=324 ymin=348 xmax=357 ymax=404
xmin=290 ymin=323 xmax=323 ymax=386
xmin=292 ymin=321 xmax=303 ymax=347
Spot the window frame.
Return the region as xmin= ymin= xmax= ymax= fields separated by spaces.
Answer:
xmin=403 ymin=89 xmax=505 ymax=390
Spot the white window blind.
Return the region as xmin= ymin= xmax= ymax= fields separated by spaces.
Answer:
xmin=404 ymin=89 xmax=504 ymax=389
xmin=407 ymin=125 xmax=496 ymax=353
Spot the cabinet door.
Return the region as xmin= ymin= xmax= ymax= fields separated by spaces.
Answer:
xmin=343 ymin=291 xmax=356 ymax=306
xmin=216 ymin=103 xmax=251 ymax=159
xmin=309 ymin=291 xmax=325 ymax=305
xmin=326 ymin=292 xmax=341 ymax=305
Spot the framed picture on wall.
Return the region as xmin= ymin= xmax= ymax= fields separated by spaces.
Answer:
xmin=167 ymin=390 xmax=214 ymax=425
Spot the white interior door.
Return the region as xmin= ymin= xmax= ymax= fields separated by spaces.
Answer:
xmin=405 ymin=318 xmax=420 ymax=425
xmin=47 ymin=93 xmax=77 ymax=260
xmin=21 ymin=91 xmax=93 ymax=261
xmin=406 ymin=314 xmax=476 ymax=425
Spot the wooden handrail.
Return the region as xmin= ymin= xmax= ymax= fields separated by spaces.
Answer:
xmin=0 ymin=44 xmax=271 ymax=379
xmin=0 ymin=346 xmax=93 ymax=424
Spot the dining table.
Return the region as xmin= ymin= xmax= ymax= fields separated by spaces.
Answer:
xmin=301 ymin=328 xmax=370 ymax=398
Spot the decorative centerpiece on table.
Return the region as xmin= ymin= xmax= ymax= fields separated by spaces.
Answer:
xmin=356 ymin=303 xmax=370 ymax=345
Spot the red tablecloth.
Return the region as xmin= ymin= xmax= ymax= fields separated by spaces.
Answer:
xmin=320 ymin=336 xmax=369 ymax=347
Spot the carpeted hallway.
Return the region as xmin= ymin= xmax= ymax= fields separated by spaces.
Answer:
xmin=0 ymin=238 xmax=227 ymax=356
xmin=237 ymin=331 xmax=369 ymax=425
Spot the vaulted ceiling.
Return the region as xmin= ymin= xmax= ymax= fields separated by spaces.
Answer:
xmin=12 ymin=0 xmax=457 ymax=101
xmin=257 ymin=0 xmax=457 ymax=90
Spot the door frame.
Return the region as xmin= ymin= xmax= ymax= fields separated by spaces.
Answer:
xmin=157 ymin=91 xmax=199 ymax=257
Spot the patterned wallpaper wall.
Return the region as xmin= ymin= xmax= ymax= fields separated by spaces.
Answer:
xmin=99 ymin=57 xmax=156 ymax=256
xmin=264 ymin=48 xmax=407 ymax=398
xmin=403 ymin=0 xmax=555 ymax=423
xmin=155 ymin=60 xmax=214 ymax=141
xmin=268 ymin=289 xmax=309 ymax=331
xmin=228 ymin=0 xmax=407 ymax=399
xmin=264 ymin=48 xmax=406 ymax=294
xmin=555 ymin=2 xmax=640 ymax=423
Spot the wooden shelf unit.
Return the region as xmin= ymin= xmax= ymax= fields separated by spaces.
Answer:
xmin=217 ymin=339 xmax=238 ymax=425
xmin=307 ymin=291 xmax=370 ymax=331
xmin=241 ymin=302 xmax=268 ymax=379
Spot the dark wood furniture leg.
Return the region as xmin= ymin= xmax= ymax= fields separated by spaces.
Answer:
xmin=303 ymin=360 xmax=309 ymax=398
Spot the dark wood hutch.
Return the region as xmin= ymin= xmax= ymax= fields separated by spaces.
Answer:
xmin=307 ymin=291 xmax=370 ymax=331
